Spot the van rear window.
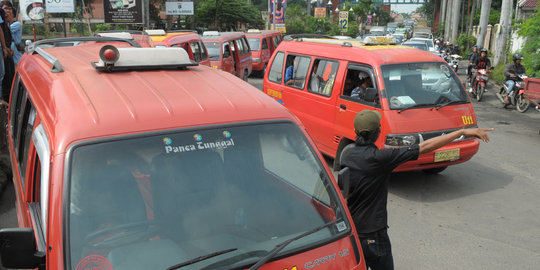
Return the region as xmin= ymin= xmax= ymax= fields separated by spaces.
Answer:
xmin=248 ymin=38 xmax=260 ymax=51
xmin=204 ymin=42 xmax=221 ymax=60
xmin=67 ymin=122 xmax=349 ymax=269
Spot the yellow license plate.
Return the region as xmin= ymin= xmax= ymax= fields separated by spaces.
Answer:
xmin=434 ymin=149 xmax=460 ymax=162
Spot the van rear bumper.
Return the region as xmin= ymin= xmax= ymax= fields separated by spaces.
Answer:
xmin=393 ymin=138 xmax=480 ymax=172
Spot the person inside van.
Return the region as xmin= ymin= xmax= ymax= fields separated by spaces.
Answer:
xmin=285 ymin=56 xmax=298 ymax=85
xmin=309 ymin=62 xmax=324 ymax=93
xmin=351 ymin=72 xmax=373 ymax=100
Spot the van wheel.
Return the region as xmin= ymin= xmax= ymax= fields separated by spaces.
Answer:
xmin=422 ymin=166 xmax=447 ymax=174
xmin=261 ymin=64 xmax=267 ymax=78
xmin=243 ymin=70 xmax=248 ymax=81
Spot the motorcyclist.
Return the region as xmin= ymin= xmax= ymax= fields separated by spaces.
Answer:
xmin=503 ymin=53 xmax=526 ymax=106
xmin=467 ymin=45 xmax=479 ymax=81
xmin=470 ymin=48 xmax=491 ymax=92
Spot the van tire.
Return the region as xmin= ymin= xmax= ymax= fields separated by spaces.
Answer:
xmin=422 ymin=166 xmax=447 ymax=174
xmin=243 ymin=70 xmax=249 ymax=81
xmin=261 ymin=64 xmax=267 ymax=78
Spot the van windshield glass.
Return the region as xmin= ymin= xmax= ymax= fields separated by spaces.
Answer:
xmin=67 ymin=122 xmax=348 ymax=270
xmin=204 ymin=41 xmax=221 ymax=60
xmin=247 ymin=38 xmax=261 ymax=51
xmin=381 ymin=62 xmax=469 ymax=110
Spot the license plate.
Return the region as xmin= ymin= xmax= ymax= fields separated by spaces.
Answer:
xmin=434 ymin=149 xmax=460 ymax=162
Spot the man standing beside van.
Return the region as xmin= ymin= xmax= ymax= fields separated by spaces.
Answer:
xmin=341 ymin=110 xmax=492 ymax=270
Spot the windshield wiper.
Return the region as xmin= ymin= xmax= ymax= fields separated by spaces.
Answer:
xmin=248 ymin=219 xmax=342 ymax=270
xmin=397 ymin=103 xmax=434 ymax=113
xmin=166 ymin=248 xmax=238 ymax=270
xmin=432 ymin=100 xmax=468 ymax=110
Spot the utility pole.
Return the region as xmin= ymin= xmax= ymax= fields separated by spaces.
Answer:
xmin=494 ymin=0 xmax=513 ymax=65
xmin=451 ymin=0 xmax=461 ymax=42
xmin=477 ymin=0 xmax=492 ymax=48
xmin=444 ymin=0 xmax=452 ymax=41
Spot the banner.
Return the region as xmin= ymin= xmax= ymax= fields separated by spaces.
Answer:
xmin=314 ymin=7 xmax=326 ymax=18
xmin=19 ymin=0 xmax=45 ymax=23
xmin=270 ymin=0 xmax=286 ymax=24
xmin=45 ymin=0 xmax=75 ymax=13
xmin=165 ymin=0 xmax=193 ymax=16
xmin=104 ymin=0 xmax=143 ymax=24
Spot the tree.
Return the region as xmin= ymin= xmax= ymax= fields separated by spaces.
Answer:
xmin=517 ymin=5 xmax=540 ymax=75
xmin=196 ymin=0 xmax=262 ymax=31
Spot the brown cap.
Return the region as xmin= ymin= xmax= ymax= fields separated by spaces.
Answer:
xmin=354 ymin=109 xmax=382 ymax=133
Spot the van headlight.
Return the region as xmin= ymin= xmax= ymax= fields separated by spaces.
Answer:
xmin=253 ymin=58 xmax=261 ymax=63
xmin=385 ymin=134 xmax=420 ymax=147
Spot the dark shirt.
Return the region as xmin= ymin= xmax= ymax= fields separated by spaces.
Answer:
xmin=504 ymin=63 xmax=526 ymax=81
xmin=468 ymin=52 xmax=478 ymax=63
xmin=341 ymin=141 xmax=419 ymax=234
xmin=474 ymin=57 xmax=491 ymax=69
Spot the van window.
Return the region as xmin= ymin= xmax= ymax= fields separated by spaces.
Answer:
xmin=308 ymin=59 xmax=339 ymax=96
xmin=235 ymin=39 xmax=244 ymax=55
xmin=67 ymin=122 xmax=349 ymax=269
xmin=262 ymin=38 xmax=268 ymax=50
xmin=342 ymin=67 xmax=378 ymax=106
xmin=10 ymin=76 xmax=26 ymax=150
xmin=284 ymin=54 xmax=311 ymax=89
xmin=189 ymin=41 xmax=202 ymax=62
xmin=241 ymin=37 xmax=250 ymax=54
xmin=18 ymin=100 xmax=36 ymax=183
xmin=199 ymin=41 xmax=208 ymax=60
xmin=268 ymin=51 xmax=285 ymax=83
xmin=381 ymin=62 xmax=468 ymax=110
xmin=247 ymin=38 xmax=260 ymax=51
xmin=204 ymin=42 xmax=220 ymax=60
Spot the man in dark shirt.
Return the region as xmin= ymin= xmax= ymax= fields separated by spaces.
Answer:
xmin=503 ymin=53 xmax=526 ymax=106
xmin=469 ymin=48 xmax=491 ymax=91
xmin=341 ymin=110 xmax=492 ymax=270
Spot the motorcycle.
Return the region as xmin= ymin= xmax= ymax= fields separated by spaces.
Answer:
xmin=471 ymin=68 xmax=491 ymax=102
xmin=497 ymin=73 xmax=529 ymax=111
xmin=449 ymin=54 xmax=461 ymax=73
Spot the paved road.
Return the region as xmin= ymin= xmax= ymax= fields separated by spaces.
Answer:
xmin=248 ymin=68 xmax=540 ymax=269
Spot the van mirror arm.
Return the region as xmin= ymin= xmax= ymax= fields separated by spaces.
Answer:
xmin=0 ymin=228 xmax=45 ymax=269
xmin=338 ymin=167 xmax=350 ymax=198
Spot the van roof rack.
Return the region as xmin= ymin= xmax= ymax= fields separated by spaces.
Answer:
xmin=96 ymin=30 xmax=147 ymax=35
xmin=29 ymin=36 xmax=142 ymax=52
xmin=283 ymin=34 xmax=335 ymax=41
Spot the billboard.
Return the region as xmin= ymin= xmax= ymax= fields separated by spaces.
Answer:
xmin=19 ymin=0 xmax=45 ymax=24
xmin=104 ymin=0 xmax=143 ymax=24
xmin=165 ymin=0 xmax=194 ymax=16
xmin=46 ymin=0 xmax=75 ymax=13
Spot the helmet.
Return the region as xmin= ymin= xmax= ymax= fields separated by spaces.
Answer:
xmin=513 ymin=53 xmax=523 ymax=61
xmin=480 ymin=48 xmax=488 ymax=54
xmin=473 ymin=44 xmax=478 ymax=48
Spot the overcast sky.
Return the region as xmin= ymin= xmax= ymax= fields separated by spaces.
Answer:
xmin=391 ymin=4 xmax=422 ymax=14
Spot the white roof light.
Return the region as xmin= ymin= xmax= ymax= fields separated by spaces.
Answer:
xmin=96 ymin=32 xmax=134 ymax=40
xmin=93 ymin=46 xmax=196 ymax=71
xmin=202 ymin=31 xmax=220 ymax=36
xmin=144 ymin=29 xmax=167 ymax=36
xmin=363 ymin=36 xmax=397 ymax=45
xmin=247 ymin=29 xmax=261 ymax=33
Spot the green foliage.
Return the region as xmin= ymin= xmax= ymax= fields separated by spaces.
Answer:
xmin=415 ymin=0 xmax=434 ymax=27
xmin=457 ymin=34 xmax=476 ymax=57
xmin=473 ymin=7 xmax=500 ymax=26
xmin=196 ymin=0 xmax=262 ymax=30
xmin=517 ymin=6 xmax=540 ymax=75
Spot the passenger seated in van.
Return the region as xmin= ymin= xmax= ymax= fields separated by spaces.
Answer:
xmin=351 ymin=72 xmax=373 ymax=99
xmin=285 ymin=56 xmax=298 ymax=85
xmin=310 ymin=63 xmax=324 ymax=93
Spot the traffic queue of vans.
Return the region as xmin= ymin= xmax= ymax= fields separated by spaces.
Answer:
xmin=0 ymin=36 xmax=365 ymax=269
xmin=0 ymin=29 xmax=481 ymax=269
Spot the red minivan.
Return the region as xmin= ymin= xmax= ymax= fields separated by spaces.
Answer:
xmin=0 ymin=36 xmax=366 ymax=270
xmin=245 ymin=29 xmax=282 ymax=75
xmin=202 ymin=31 xmax=253 ymax=81
xmin=147 ymin=29 xmax=211 ymax=66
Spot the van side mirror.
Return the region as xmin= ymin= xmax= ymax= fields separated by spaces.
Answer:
xmin=338 ymin=167 xmax=350 ymax=198
xmin=0 ymin=228 xmax=45 ymax=269
xmin=364 ymin=87 xmax=378 ymax=102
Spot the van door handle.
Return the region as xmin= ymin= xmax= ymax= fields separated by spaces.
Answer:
xmin=340 ymin=104 xmax=347 ymax=110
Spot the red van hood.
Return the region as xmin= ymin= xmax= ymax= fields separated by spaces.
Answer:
xmin=385 ymin=104 xmax=476 ymax=134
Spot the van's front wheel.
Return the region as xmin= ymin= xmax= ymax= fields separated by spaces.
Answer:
xmin=243 ymin=70 xmax=249 ymax=81
xmin=422 ymin=166 xmax=447 ymax=174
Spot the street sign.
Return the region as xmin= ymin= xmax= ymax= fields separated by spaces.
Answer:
xmin=45 ymin=0 xmax=75 ymax=13
xmin=165 ymin=0 xmax=194 ymax=15
xmin=314 ymin=7 xmax=326 ymax=18
xmin=339 ymin=11 xmax=348 ymax=32
xmin=19 ymin=0 xmax=44 ymax=23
